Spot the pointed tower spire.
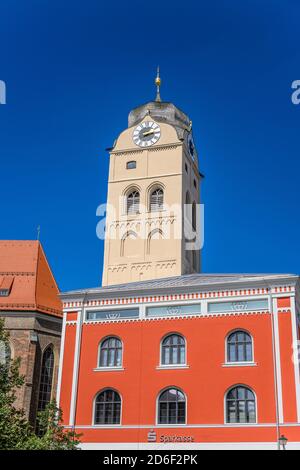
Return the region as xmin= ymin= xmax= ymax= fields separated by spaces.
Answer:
xmin=155 ymin=66 xmax=162 ymax=102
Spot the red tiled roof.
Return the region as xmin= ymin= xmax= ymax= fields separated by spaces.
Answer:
xmin=0 ymin=241 xmax=62 ymax=317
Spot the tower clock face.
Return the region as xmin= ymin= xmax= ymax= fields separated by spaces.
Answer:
xmin=188 ymin=133 xmax=196 ymax=161
xmin=133 ymin=121 xmax=161 ymax=147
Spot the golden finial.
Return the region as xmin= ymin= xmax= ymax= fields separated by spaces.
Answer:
xmin=155 ymin=66 xmax=161 ymax=102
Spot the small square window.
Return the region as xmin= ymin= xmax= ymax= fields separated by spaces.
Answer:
xmin=127 ymin=161 xmax=136 ymax=170
xmin=0 ymin=290 xmax=9 ymax=297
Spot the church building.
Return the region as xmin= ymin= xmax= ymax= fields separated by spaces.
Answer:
xmin=0 ymin=241 xmax=62 ymax=427
xmin=58 ymin=73 xmax=300 ymax=450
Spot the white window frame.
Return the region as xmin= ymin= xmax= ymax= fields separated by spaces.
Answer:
xmin=156 ymin=386 xmax=188 ymax=426
xmin=224 ymin=329 xmax=256 ymax=367
xmin=224 ymin=384 xmax=258 ymax=425
xmin=158 ymin=332 xmax=189 ymax=369
xmin=92 ymin=388 xmax=123 ymax=427
xmin=95 ymin=335 xmax=124 ymax=371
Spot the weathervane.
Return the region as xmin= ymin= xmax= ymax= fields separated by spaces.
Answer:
xmin=155 ymin=66 xmax=162 ymax=102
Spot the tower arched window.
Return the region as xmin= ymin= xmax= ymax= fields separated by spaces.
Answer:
xmin=158 ymin=388 xmax=186 ymax=424
xmin=227 ymin=331 xmax=253 ymax=363
xmin=37 ymin=346 xmax=54 ymax=413
xmin=226 ymin=386 xmax=256 ymax=423
xmin=192 ymin=202 xmax=197 ymax=230
xmin=127 ymin=190 xmax=140 ymax=214
xmin=185 ymin=191 xmax=191 ymax=205
xmin=0 ymin=340 xmax=11 ymax=366
xmin=185 ymin=191 xmax=192 ymax=221
xmin=94 ymin=389 xmax=121 ymax=425
xmin=150 ymin=188 xmax=164 ymax=211
xmin=161 ymin=334 xmax=186 ymax=365
xmin=99 ymin=337 xmax=122 ymax=368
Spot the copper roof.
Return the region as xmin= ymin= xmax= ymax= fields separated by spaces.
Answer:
xmin=0 ymin=241 xmax=62 ymax=317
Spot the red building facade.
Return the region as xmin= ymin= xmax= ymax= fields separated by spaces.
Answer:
xmin=58 ymin=274 xmax=300 ymax=450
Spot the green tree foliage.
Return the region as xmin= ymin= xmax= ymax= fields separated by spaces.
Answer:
xmin=0 ymin=319 xmax=81 ymax=450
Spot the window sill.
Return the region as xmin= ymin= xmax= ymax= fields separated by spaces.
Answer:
xmin=224 ymin=422 xmax=258 ymax=426
xmin=147 ymin=209 xmax=166 ymax=214
xmin=156 ymin=365 xmax=190 ymax=370
xmin=92 ymin=424 xmax=122 ymax=427
xmin=222 ymin=362 xmax=257 ymax=368
xmin=93 ymin=367 xmax=125 ymax=372
xmin=156 ymin=423 xmax=187 ymax=427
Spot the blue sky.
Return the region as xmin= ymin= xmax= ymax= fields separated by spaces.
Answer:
xmin=0 ymin=0 xmax=299 ymax=291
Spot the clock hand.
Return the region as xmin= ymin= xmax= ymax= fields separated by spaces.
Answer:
xmin=142 ymin=129 xmax=157 ymax=137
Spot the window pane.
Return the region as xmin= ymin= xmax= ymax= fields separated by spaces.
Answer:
xmin=114 ymin=403 xmax=121 ymax=424
xmin=227 ymin=401 xmax=236 ymax=423
xmin=246 ymin=343 xmax=252 ymax=362
xmin=169 ymin=403 xmax=177 ymax=423
xmin=116 ymin=349 xmax=122 ymax=366
xmin=0 ymin=341 xmax=11 ymax=366
xmin=237 ymin=387 xmax=246 ymax=399
xmin=178 ymin=402 xmax=186 ymax=423
xmin=159 ymin=403 xmax=167 ymax=423
xmin=108 ymin=349 xmax=115 ymax=366
xmin=164 ymin=348 xmax=170 ymax=365
xmin=180 ymin=347 xmax=185 ymax=364
xmin=247 ymin=401 xmax=256 ymax=423
xmin=228 ymin=344 xmax=236 ymax=362
xmin=237 ymin=332 xmax=244 ymax=342
xmin=237 ymin=344 xmax=244 ymax=361
xmin=172 ymin=347 xmax=177 ymax=364
xmin=100 ymin=349 xmax=108 ymax=367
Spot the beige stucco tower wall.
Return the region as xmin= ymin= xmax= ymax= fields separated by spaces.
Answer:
xmin=102 ymin=98 xmax=202 ymax=286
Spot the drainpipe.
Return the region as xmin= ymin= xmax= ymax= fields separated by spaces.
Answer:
xmin=266 ymin=281 xmax=281 ymax=450
xmin=70 ymin=291 xmax=88 ymax=438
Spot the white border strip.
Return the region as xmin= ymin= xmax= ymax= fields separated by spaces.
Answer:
xmin=69 ymin=309 xmax=83 ymax=426
xmin=80 ymin=441 xmax=300 ymax=450
xmin=290 ymin=297 xmax=300 ymax=421
xmin=56 ymin=311 xmax=67 ymax=407
xmin=272 ymin=297 xmax=284 ymax=423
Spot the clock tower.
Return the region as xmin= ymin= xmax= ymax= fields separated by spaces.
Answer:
xmin=102 ymin=70 xmax=202 ymax=286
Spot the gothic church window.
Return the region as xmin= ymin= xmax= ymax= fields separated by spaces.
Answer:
xmin=37 ymin=346 xmax=54 ymax=414
xmin=150 ymin=188 xmax=164 ymax=211
xmin=127 ymin=190 xmax=140 ymax=214
xmin=0 ymin=340 xmax=11 ymax=366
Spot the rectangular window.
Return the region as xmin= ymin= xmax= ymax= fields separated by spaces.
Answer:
xmin=126 ymin=161 xmax=136 ymax=169
xmin=0 ymin=290 xmax=9 ymax=297
xmin=208 ymin=299 xmax=268 ymax=314
xmin=86 ymin=308 xmax=139 ymax=321
xmin=147 ymin=303 xmax=201 ymax=318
